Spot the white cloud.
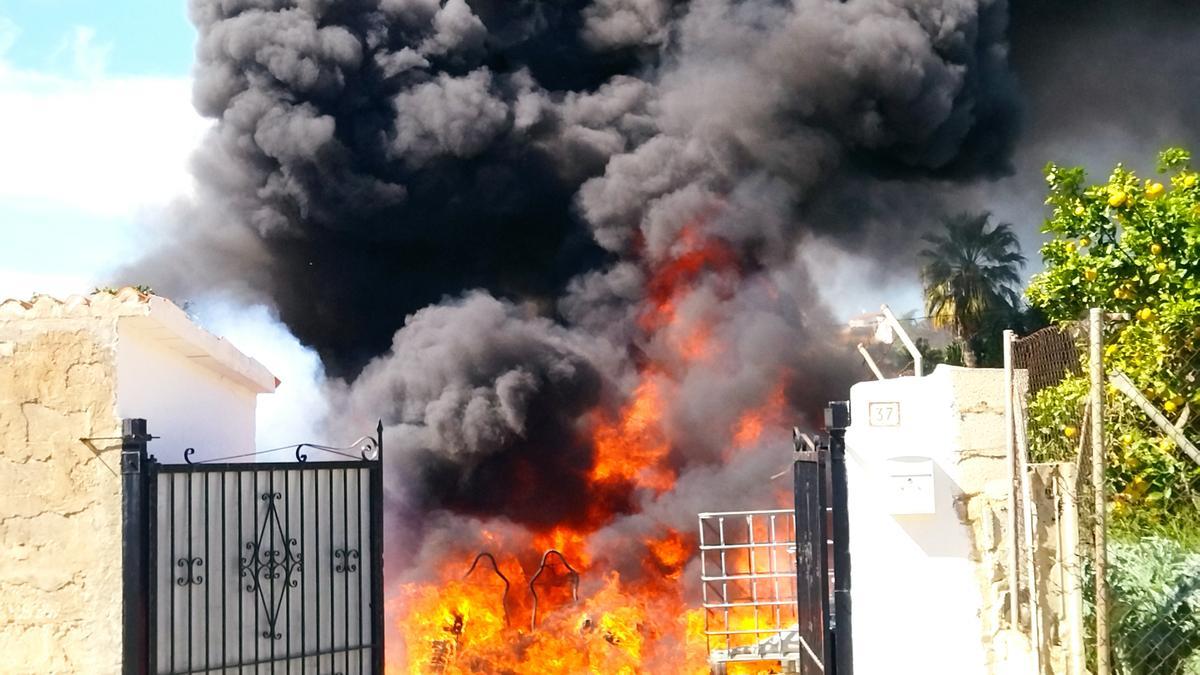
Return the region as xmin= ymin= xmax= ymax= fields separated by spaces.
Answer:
xmin=0 ymin=69 xmax=209 ymax=218
xmin=0 ymin=19 xmax=331 ymax=453
xmin=49 ymin=25 xmax=112 ymax=79
xmin=0 ymin=30 xmax=208 ymax=220
xmin=0 ymin=268 xmax=91 ymax=300
xmin=0 ymin=20 xmax=209 ymax=298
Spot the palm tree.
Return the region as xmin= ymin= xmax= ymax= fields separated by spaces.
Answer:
xmin=920 ymin=212 xmax=1025 ymax=367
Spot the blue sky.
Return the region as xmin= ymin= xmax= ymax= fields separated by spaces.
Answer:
xmin=0 ymin=0 xmax=194 ymax=77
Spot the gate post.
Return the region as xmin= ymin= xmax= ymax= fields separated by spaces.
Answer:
xmin=370 ymin=420 xmax=386 ymax=674
xmin=826 ymin=402 xmax=853 ymax=675
xmin=121 ymin=419 xmax=152 ymax=675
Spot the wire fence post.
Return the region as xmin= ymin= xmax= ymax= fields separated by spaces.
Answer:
xmin=1057 ymin=462 xmax=1086 ymax=675
xmin=1089 ymin=307 xmax=1110 ymax=675
xmin=1002 ymin=329 xmax=1020 ymax=630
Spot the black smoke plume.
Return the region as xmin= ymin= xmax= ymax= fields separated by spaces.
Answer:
xmin=132 ymin=0 xmax=1029 ymax=577
xmin=139 ymin=0 xmax=1018 ymax=373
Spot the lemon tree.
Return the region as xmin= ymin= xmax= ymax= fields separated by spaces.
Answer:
xmin=1027 ymin=148 xmax=1200 ymax=515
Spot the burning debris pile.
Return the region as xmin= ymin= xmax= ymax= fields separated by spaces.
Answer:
xmin=134 ymin=0 xmax=1024 ymax=671
xmin=366 ymin=239 xmax=807 ymax=672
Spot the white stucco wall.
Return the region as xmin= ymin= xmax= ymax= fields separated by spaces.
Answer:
xmin=116 ymin=319 xmax=258 ymax=463
xmin=844 ymin=365 xmax=1008 ymax=674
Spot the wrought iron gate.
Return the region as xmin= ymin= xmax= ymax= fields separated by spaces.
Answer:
xmin=792 ymin=439 xmax=832 ymax=673
xmin=122 ymin=419 xmax=385 ymax=675
xmin=791 ymin=402 xmax=853 ymax=675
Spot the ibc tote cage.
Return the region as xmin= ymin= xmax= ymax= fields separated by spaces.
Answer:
xmin=698 ymin=404 xmax=852 ymax=675
xmin=698 ymin=509 xmax=803 ymax=672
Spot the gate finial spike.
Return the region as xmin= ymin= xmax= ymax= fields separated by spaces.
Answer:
xmin=377 ymin=419 xmax=384 ymax=454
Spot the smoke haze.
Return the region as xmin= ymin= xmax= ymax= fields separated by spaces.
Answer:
xmin=123 ymin=1 xmax=1200 ymax=605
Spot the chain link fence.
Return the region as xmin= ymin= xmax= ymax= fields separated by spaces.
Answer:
xmin=1006 ymin=317 xmax=1200 ymax=674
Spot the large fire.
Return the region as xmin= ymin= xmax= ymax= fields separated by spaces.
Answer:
xmin=390 ymin=227 xmax=794 ymax=674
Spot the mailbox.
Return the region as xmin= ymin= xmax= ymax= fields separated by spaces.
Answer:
xmin=885 ymin=456 xmax=935 ymax=515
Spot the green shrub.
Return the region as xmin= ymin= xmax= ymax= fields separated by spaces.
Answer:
xmin=1088 ymin=537 xmax=1200 ymax=674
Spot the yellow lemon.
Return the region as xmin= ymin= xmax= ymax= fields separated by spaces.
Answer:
xmin=1165 ymin=400 xmax=1178 ymax=413
xmin=1151 ymin=243 xmax=1163 ymax=256
xmin=1084 ymin=268 xmax=1097 ymax=281
xmin=1138 ymin=307 xmax=1154 ymax=321
xmin=1108 ymin=190 xmax=1128 ymax=207
xmin=1079 ymin=237 xmax=1090 ymax=247
xmin=1185 ymin=174 xmax=1197 ymax=188
xmin=1146 ymin=182 xmax=1165 ymax=200
xmin=1073 ymin=205 xmax=1086 ymax=216
xmin=1156 ymin=262 xmax=1168 ymax=273
xmin=1159 ymin=438 xmax=1175 ymax=452
xmin=1063 ymin=425 xmax=1078 ymax=439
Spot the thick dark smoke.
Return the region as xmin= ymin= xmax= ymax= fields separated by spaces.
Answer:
xmin=978 ymin=0 xmax=1200 ymax=252
xmin=138 ymin=0 xmax=1018 ymax=375
xmin=330 ymin=291 xmax=626 ymax=527
xmin=132 ymin=0 xmax=1032 ymax=578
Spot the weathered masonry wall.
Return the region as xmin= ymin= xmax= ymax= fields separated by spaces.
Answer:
xmin=0 ymin=296 xmax=126 ymax=673
xmin=0 ymin=290 xmax=277 ymax=674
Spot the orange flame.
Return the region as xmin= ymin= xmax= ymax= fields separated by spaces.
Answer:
xmin=731 ymin=378 xmax=790 ymax=453
xmin=590 ymin=376 xmax=675 ymax=492
xmin=390 ymin=224 xmax=794 ymax=673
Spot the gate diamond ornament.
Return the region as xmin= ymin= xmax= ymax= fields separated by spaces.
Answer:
xmin=240 ymin=492 xmax=302 ymax=640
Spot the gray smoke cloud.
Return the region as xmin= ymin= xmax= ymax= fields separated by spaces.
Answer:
xmin=331 ymin=291 xmax=630 ymax=530
xmin=129 ymin=0 xmax=1028 ymax=584
xmin=983 ymin=0 xmax=1200 ymax=253
xmin=131 ymin=0 xmax=1018 ymax=374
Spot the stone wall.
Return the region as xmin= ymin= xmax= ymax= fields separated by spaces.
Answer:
xmin=0 ymin=296 xmax=129 ymax=673
xmin=954 ymin=368 xmax=1081 ymax=675
xmin=963 ymin=476 xmax=1034 ymax=673
xmin=945 ymin=368 xmax=1032 ymax=673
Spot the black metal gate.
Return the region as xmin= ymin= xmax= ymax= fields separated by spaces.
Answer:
xmin=792 ymin=402 xmax=853 ymax=675
xmin=793 ymin=438 xmax=832 ymax=673
xmin=122 ymin=419 xmax=385 ymax=675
